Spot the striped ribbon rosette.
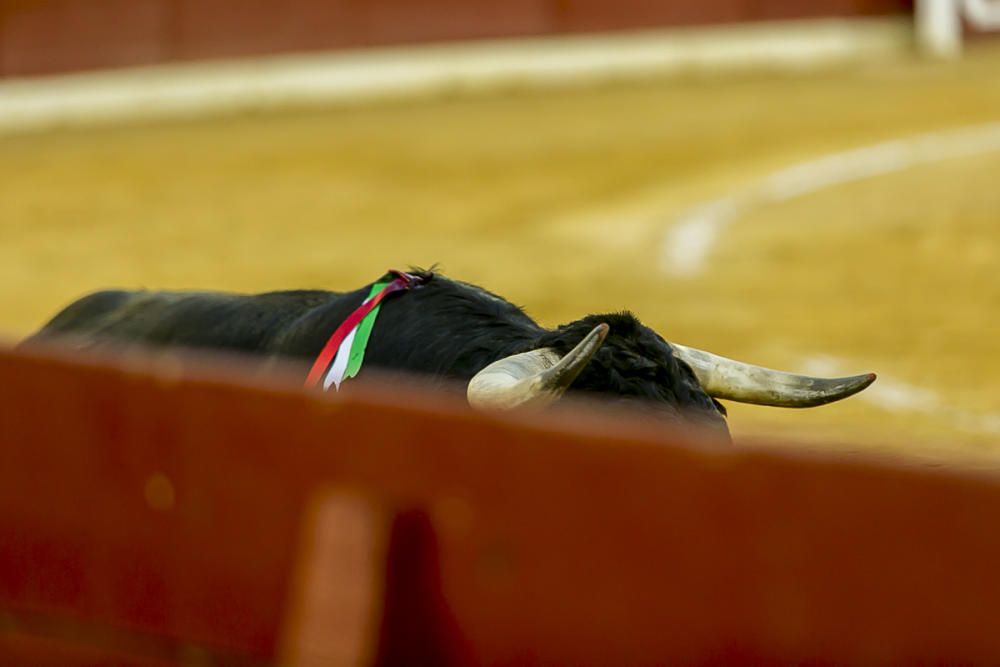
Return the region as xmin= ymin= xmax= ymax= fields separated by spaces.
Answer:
xmin=304 ymin=271 xmax=421 ymax=391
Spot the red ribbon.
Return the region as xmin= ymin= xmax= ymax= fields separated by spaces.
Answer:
xmin=304 ymin=272 xmax=419 ymax=388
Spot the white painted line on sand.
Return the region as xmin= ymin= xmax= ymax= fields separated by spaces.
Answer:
xmin=662 ymin=120 xmax=1000 ymax=276
xmin=0 ymin=18 xmax=907 ymax=135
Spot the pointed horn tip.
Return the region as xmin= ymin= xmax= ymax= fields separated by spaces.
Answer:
xmin=852 ymin=371 xmax=877 ymax=394
xmin=579 ymin=322 xmax=610 ymax=355
xmin=810 ymin=371 xmax=877 ymax=406
xmin=851 ymin=372 xmax=877 ymax=392
xmin=571 ymin=322 xmax=609 ymax=354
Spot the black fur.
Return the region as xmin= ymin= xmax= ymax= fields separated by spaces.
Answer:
xmin=24 ymin=270 xmax=727 ymax=433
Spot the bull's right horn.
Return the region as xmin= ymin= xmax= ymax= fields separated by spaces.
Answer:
xmin=670 ymin=343 xmax=876 ymax=408
xmin=467 ymin=323 xmax=608 ymax=411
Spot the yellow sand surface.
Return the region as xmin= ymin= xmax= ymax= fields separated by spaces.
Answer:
xmin=3 ymin=44 xmax=999 ymax=456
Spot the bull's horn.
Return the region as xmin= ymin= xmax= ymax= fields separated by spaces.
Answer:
xmin=671 ymin=343 xmax=876 ymax=408
xmin=467 ymin=323 xmax=608 ymax=410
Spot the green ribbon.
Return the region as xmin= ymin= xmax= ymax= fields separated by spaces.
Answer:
xmin=342 ymin=279 xmax=389 ymax=380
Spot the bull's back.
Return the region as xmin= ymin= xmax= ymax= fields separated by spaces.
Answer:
xmin=25 ymin=288 xmax=337 ymax=355
xmin=28 ymin=289 xmax=137 ymax=341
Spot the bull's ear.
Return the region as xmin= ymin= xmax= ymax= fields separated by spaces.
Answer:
xmin=670 ymin=343 xmax=876 ymax=408
xmin=467 ymin=323 xmax=609 ymax=410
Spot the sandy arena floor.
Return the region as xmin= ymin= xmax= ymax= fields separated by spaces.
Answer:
xmin=2 ymin=44 xmax=999 ymax=457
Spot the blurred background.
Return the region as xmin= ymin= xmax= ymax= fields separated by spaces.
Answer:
xmin=1 ymin=0 xmax=998 ymax=457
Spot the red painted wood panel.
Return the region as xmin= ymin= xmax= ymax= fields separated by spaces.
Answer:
xmin=361 ymin=0 xmax=552 ymax=44
xmin=555 ymin=0 xmax=751 ymax=33
xmin=169 ymin=0 xmax=361 ymax=61
xmin=0 ymin=0 xmax=167 ymax=77
xmin=754 ymin=0 xmax=913 ymax=21
xmin=0 ymin=0 xmax=912 ymax=77
xmin=3 ymin=343 xmax=1000 ymax=664
xmin=359 ymin=0 xmax=551 ymax=46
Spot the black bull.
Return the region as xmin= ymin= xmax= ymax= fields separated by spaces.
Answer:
xmin=22 ymin=270 xmax=875 ymax=437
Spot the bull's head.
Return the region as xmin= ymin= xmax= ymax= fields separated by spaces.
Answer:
xmin=466 ymin=313 xmax=875 ymax=434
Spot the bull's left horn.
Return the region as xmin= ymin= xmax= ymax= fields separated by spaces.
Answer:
xmin=671 ymin=343 xmax=876 ymax=408
xmin=467 ymin=323 xmax=608 ymax=410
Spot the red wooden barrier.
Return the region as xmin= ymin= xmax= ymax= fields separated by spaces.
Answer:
xmin=0 ymin=0 xmax=912 ymax=77
xmin=1 ymin=342 xmax=999 ymax=665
